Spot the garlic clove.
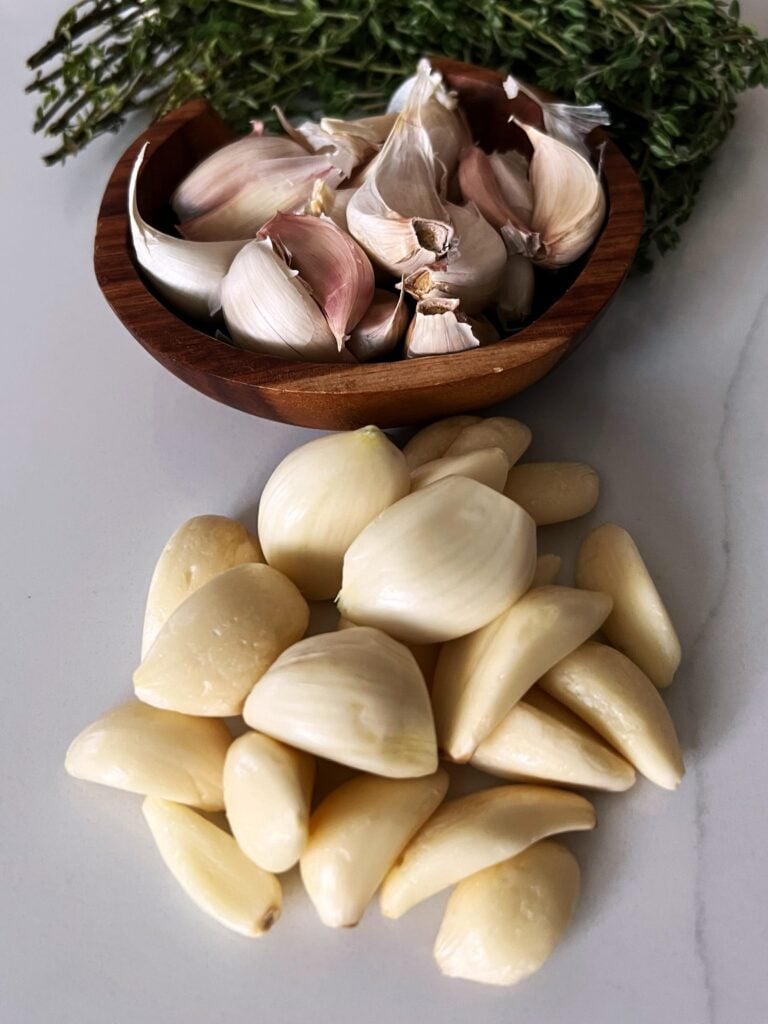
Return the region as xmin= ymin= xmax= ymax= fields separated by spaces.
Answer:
xmin=134 ymin=563 xmax=309 ymax=716
xmin=404 ymin=297 xmax=487 ymax=358
xmin=532 ymin=553 xmax=562 ymax=587
xmin=496 ymin=253 xmax=535 ymax=326
xmin=445 ymin=416 xmax=532 ymax=466
xmin=504 ymin=462 xmax=600 ymax=526
xmin=379 ymin=784 xmax=594 ymax=918
xmin=403 ymin=415 xmax=482 ymax=469
xmin=504 ymin=74 xmax=610 ymax=158
xmin=540 ymin=641 xmax=684 ymax=790
xmin=346 ymin=289 xmax=409 ymax=362
xmin=65 ymin=700 xmax=231 ymax=810
xmin=338 ymin=475 xmax=536 ymax=645
xmin=300 ymin=770 xmax=448 ymax=928
xmin=306 ymin=178 xmax=357 ymax=233
xmin=336 ymin=615 xmax=439 ymax=688
xmin=457 ymin=146 xmax=538 ymax=256
xmin=488 ymin=150 xmax=533 ymax=223
xmin=275 ymin=109 xmax=396 ymax=178
xmin=223 ymin=732 xmax=314 ymax=873
xmin=410 ymin=447 xmax=510 ymax=493
xmin=243 ymin=627 xmax=437 ymax=778
xmin=575 ymin=523 xmax=681 ymax=687
xmin=258 ymin=426 xmax=410 ymax=600
xmin=432 ymin=585 xmax=613 ymax=762
xmin=142 ymin=797 xmax=281 ymax=937
xmin=434 ymin=841 xmax=580 ymax=986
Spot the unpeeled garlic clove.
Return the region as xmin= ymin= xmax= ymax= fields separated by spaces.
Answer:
xmin=503 ymin=74 xmax=610 ymax=158
xmin=539 ymin=641 xmax=684 ymax=789
xmin=404 ymin=298 xmax=488 ymax=358
xmin=134 ymin=563 xmax=309 ymax=716
xmin=142 ymin=797 xmax=281 ymax=937
xmin=532 ymin=553 xmax=562 ymax=587
xmin=65 ymin=700 xmax=231 ymax=810
xmin=488 ymin=150 xmax=533 ymax=223
xmin=338 ymin=475 xmax=536 ymax=645
xmin=496 ymin=253 xmax=535 ymax=325
xmin=410 ymin=447 xmax=510 ymax=493
xmin=403 ymin=415 xmax=482 ymax=469
xmin=378 ymin=784 xmax=594 ymax=918
xmin=504 ymin=462 xmax=600 ymax=526
xmin=306 ymin=178 xmax=357 ymax=232
xmin=275 ymin=109 xmax=396 ymax=178
xmin=457 ymin=145 xmax=538 ymax=256
xmin=223 ymin=732 xmax=314 ymax=873
xmin=346 ymin=289 xmax=409 ymax=362
xmin=434 ymin=841 xmax=580 ymax=986
xmin=445 ymin=416 xmax=532 ymax=466
xmin=432 ymin=585 xmax=613 ymax=762
xmin=243 ymin=627 xmax=437 ymax=778
xmin=258 ymin=426 xmax=409 ymax=600
xmin=300 ymin=770 xmax=448 ymax=927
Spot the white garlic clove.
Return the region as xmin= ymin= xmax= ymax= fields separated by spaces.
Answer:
xmin=403 ymin=415 xmax=482 ymax=469
xmin=575 ymin=523 xmax=681 ymax=687
xmin=496 ymin=253 xmax=535 ymax=326
xmin=346 ymin=289 xmax=409 ymax=362
xmin=243 ymin=627 xmax=437 ymax=778
xmin=410 ymin=447 xmax=510 ymax=493
xmin=444 ymin=416 xmax=532 ymax=466
xmin=65 ymin=700 xmax=231 ymax=810
xmin=379 ymin=784 xmax=594 ymax=918
xmin=300 ymin=770 xmax=448 ymax=928
xmin=404 ymin=297 xmax=487 ymax=358
xmin=531 ymin=553 xmax=562 ymax=587
xmin=336 ymin=615 xmax=439 ymax=688
xmin=504 ymin=75 xmax=610 ymax=158
xmin=434 ymin=841 xmax=580 ymax=986
xmin=504 ymin=462 xmax=600 ymax=526
xmin=457 ymin=145 xmax=538 ymax=256
xmin=539 ymin=641 xmax=684 ymax=790
xmin=338 ymin=475 xmax=536 ymax=645
xmin=134 ymin=563 xmax=309 ymax=716
xmin=142 ymin=797 xmax=281 ymax=937
xmin=258 ymin=426 xmax=410 ymax=600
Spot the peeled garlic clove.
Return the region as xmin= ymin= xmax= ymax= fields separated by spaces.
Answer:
xmin=243 ymin=627 xmax=437 ymax=778
xmin=445 ymin=416 xmax=532 ymax=466
xmin=258 ymin=426 xmax=409 ymax=600
xmin=65 ymin=700 xmax=231 ymax=810
xmin=403 ymin=415 xmax=482 ymax=469
xmin=379 ymin=784 xmax=594 ymax=918
xmin=134 ymin=563 xmax=308 ymax=716
xmin=300 ymin=770 xmax=448 ymax=927
xmin=338 ymin=476 xmax=536 ymax=644
xmin=457 ymin=146 xmax=538 ymax=256
xmin=404 ymin=298 xmax=487 ymax=358
xmin=575 ymin=523 xmax=681 ymax=687
xmin=410 ymin=447 xmax=509 ymax=493
xmin=504 ymin=74 xmax=610 ymax=158
xmin=434 ymin=841 xmax=580 ymax=986
xmin=496 ymin=253 xmax=535 ymax=325
xmin=346 ymin=289 xmax=408 ymax=362
xmin=141 ymin=515 xmax=263 ymax=658
xmin=532 ymin=553 xmax=562 ymax=587
xmin=142 ymin=797 xmax=281 ymax=937
xmin=504 ymin=462 xmax=600 ymax=526
xmin=432 ymin=586 xmax=613 ymax=762
xmin=223 ymin=732 xmax=314 ymax=873
xmin=336 ymin=615 xmax=439 ymax=688
xmin=540 ymin=641 xmax=684 ymax=790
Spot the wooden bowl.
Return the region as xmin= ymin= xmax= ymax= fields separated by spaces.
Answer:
xmin=94 ymin=58 xmax=644 ymax=429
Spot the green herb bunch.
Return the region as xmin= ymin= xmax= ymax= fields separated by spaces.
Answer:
xmin=27 ymin=0 xmax=768 ymax=265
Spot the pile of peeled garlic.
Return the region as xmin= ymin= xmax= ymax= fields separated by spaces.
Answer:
xmin=130 ymin=60 xmax=609 ymax=362
xmin=66 ymin=415 xmax=684 ymax=987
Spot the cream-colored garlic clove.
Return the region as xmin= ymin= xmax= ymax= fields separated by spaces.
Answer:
xmin=504 ymin=74 xmax=610 ymax=158
xmin=338 ymin=475 xmax=536 ymax=644
xmin=403 ymin=415 xmax=482 ymax=469
xmin=258 ymin=426 xmax=409 ymax=600
xmin=539 ymin=641 xmax=684 ymax=789
xmin=243 ymin=627 xmax=437 ymax=778
xmin=300 ymin=770 xmax=448 ymax=927
xmin=65 ymin=700 xmax=231 ymax=810
xmin=336 ymin=615 xmax=439 ymax=688
xmin=347 ymin=289 xmax=409 ymax=362
xmin=432 ymin=586 xmax=613 ymax=762
xmin=496 ymin=253 xmax=535 ymax=325
xmin=575 ymin=523 xmax=681 ymax=687
xmin=404 ymin=298 xmax=487 ymax=358
xmin=504 ymin=462 xmax=600 ymax=526
xmin=142 ymin=797 xmax=281 ymax=937
xmin=410 ymin=447 xmax=509 ymax=493
xmin=532 ymin=553 xmax=562 ymax=587
xmin=134 ymin=563 xmax=309 ymax=716
xmin=434 ymin=841 xmax=580 ymax=986
xmin=141 ymin=515 xmax=263 ymax=658
xmin=379 ymin=784 xmax=594 ymax=919
xmin=445 ymin=416 xmax=532 ymax=466
xmin=457 ymin=145 xmax=538 ymax=256
xmin=223 ymin=732 xmax=314 ymax=873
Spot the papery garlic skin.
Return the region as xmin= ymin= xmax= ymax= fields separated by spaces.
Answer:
xmin=496 ymin=253 xmax=535 ymax=325
xmin=504 ymin=462 xmax=600 ymax=526
xmin=274 ymin=108 xmax=395 ymax=178
xmin=504 ymin=74 xmax=610 ymax=158
xmin=445 ymin=416 xmax=532 ymax=466
xmin=338 ymin=475 xmax=536 ymax=645
xmin=379 ymin=784 xmax=594 ymax=919
xmin=532 ymin=553 xmax=562 ymax=587
xmin=306 ymin=179 xmax=357 ymax=233
xmin=65 ymin=700 xmax=231 ymax=810
xmin=347 ymin=289 xmax=408 ymax=362
xmin=134 ymin=563 xmax=309 ymax=716
xmin=300 ymin=770 xmax=448 ymax=928
xmin=404 ymin=298 xmax=485 ymax=358
xmin=410 ymin=447 xmax=510 ymax=493
xmin=403 ymin=416 xmax=482 ymax=469
xmin=142 ymin=797 xmax=281 ymax=938
xmin=258 ymin=426 xmax=409 ymax=600
xmin=488 ymin=150 xmax=533 ymax=223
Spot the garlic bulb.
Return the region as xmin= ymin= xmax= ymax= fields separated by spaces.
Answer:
xmin=243 ymin=627 xmax=437 ymax=778
xmin=275 ymin=108 xmax=396 ymax=178
xmin=134 ymin=563 xmax=309 ymax=716
xmin=338 ymin=475 xmax=536 ymax=645
xmin=504 ymin=74 xmax=610 ymax=158
xmin=346 ymin=289 xmax=409 ymax=362
xmin=504 ymin=462 xmax=600 ymax=526
xmin=410 ymin=447 xmax=510 ymax=493
xmin=445 ymin=416 xmax=532 ymax=465
xmin=457 ymin=145 xmax=538 ymax=256
xmin=142 ymin=797 xmax=281 ymax=937
xmin=258 ymin=426 xmax=409 ymax=600
xmin=300 ymin=770 xmax=448 ymax=928
xmin=532 ymin=553 xmax=562 ymax=587
xmin=496 ymin=253 xmax=535 ymax=325
xmin=65 ymin=700 xmax=231 ymax=810
xmin=434 ymin=841 xmax=580 ymax=986
xmin=403 ymin=415 xmax=482 ymax=469
xmin=306 ymin=178 xmax=357 ymax=232
xmin=379 ymin=784 xmax=594 ymax=919
xmin=404 ymin=298 xmax=486 ymax=358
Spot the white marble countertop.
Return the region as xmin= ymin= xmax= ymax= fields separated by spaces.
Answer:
xmin=2 ymin=4 xmax=767 ymax=1022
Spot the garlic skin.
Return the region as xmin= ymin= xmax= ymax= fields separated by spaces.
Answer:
xmin=65 ymin=700 xmax=231 ymax=810
xmin=488 ymin=150 xmax=533 ymax=223
xmin=258 ymin=426 xmax=410 ymax=600
xmin=338 ymin=475 xmax=536 ymax=645
xmin=306 ymin=178 xmax=357 ymax=232
xmin=540 ymin=641 xmax=684 ymax=790
xmin=300 ymin=770 xmax=448 ymax=928
xmin=575 ymin=523 xmax=681 ymax=687
xmin=504 ymin=462 xmax=600 ymax=526
xmin=445 ymin=416 xmax=532 ymax=466
xmin=134 ymin=563 xmax=309 ymax=716
xmin=403 ymin=415 xmax=482 ymax=469
xmin=142 ymin=797 xmax=281 ymax=938
xmin=496 ymin=253 xmax=535 ymax=325
xmin=410 ymin=447 xmax=510 ymax=493
xmin=223 ymin=732 xmax=315 ymax=873
xmin=243 ymin=627 xmax=437 ymax=778
xmin=532 ymin=553 xmax=562 ymax=587
xmin=346 ymin=289 xmax=409 ymax=362
xmin=379 ymin=784 xmax=594 ymax=919
xmin=434 ymin=841 xmax=580 ymax=986
xmin=457 ymin=145 xmax=538 ymax=256
xmin=274 ymin=109 xmax=396 ymax=178
xmin=404 ymin=298 xmax=491 ymax=358
xmin=432 ymin=585 xmax=613 ymax=762
xmin=504 ymin=74 xmax=610 ymax=158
